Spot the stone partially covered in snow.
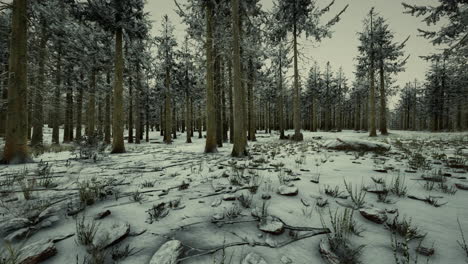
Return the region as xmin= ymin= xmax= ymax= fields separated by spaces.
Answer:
xmin=359 ymin=207 xmax=387 ymax=224
xmin=223 ymin=194 xmax=237 ymax=201
xmin=258 ymin=216 xmax=284 ymax=234
xmin=0 ymin=218 xmax=31 ymax=236
xmin=242 ymin=252 xmax=268 ymax=264
xmin=93 ymin=222 xmax=130 ymax=249
xmin=281 ymin=256 xmax=293 ymax=264
xmin=18 ymin=240 xmax=57 ymax=264
xmin=277 ymin=185 xmax=299 ymax=196
xmin=149 ymin=240 xmax=183 ymax=264
xmin=5 ymin=227 xmax=31 ymax=242
xmin=325 ymin=138 xmax=390 ymax=152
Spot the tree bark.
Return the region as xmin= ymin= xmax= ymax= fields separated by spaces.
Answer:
xmin=369 ymin=10 xmax=377 ymax=137
xmin=128 ymin=74 xmax=134 ymax=143
xmin=2 ymin=0 xmax=31 ymax=163
xmin=292 ymin=20 xmax=303 ymax=141
xmin=247 ymin=57 xmax=256 ymax=141
xmin=31 ymin=22 xmax=47 ymax=147
xmin=378 ymin=54 xmax=388 ymax=135
xmin=231 ymin=0 xmax=248 ymax=157
xmin=104 ymin=71 xmax=111 ymax=144
xmin=52 ymin=44 xmax=62 ymax=145
xmin=111 ymin=27 xmax=126 ymax=153
xmin=164 ymin=68 xmax=172 ymax=144
xmin=204 ymin=3 xmax=218 ymax=153
xmin=76 ymin=73 xmax=83 ymax=140
xmin=228 ymin=60 xmax=234 ymax=143
xmin=87 ymin=69 xmax=96 ymax=137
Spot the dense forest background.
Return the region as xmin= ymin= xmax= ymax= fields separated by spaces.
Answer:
xmin=0 ymin=0 xmax=467 ymax=164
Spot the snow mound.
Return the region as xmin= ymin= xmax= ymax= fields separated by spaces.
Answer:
xmin=324 ymin=138 xmax=391 ymax=152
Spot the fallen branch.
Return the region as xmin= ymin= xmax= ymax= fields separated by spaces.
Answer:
xmin=188 ymin=185 xmax=257 ymax=200
xmin=177 ymin=228 xmax=330 ymax=262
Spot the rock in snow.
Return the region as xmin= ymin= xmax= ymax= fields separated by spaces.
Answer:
xmin=149 ymin=240 xmax=183 ymax=264
xmin=359 ymin=208 xmax=388 ymax=224
xmin=242 ymin=252 xmax=268 ymax=264
xmin=325 ymin=138 xmax=390 ymax=152
xmin=93 ymin=222 xmax=130 ymax=249
xmin=18 ymin=240 xmax=57 ymax=264
xmin=258 ymin=216 xmax=284 ymax=234
xmin=277 ymin=185 xmax=299 ymax=196
xmin=0 ymin=218 xmax=30 ymax=237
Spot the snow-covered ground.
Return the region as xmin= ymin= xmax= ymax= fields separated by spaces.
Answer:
xmin=1 ymin=128 xmax=468 ymax=264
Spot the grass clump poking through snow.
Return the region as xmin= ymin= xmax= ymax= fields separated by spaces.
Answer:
xmin=0 ymin=243 xmax=21 ymax=264
xmin=238 ymin=193 xmax=253 ymax=208
xmin=76 ymin=215 xmax=100 ymax=247
xmin=320 ymin=208 xmax=365 ymax=263
xmin=390 ymin=173 xmax=407 ymax=197
xmin=385 ymin=215 xmax=425 ymax=240
xmin=344 ymin=180 xmax=366 ymax=208
xmin=390 ymin=232 xmax=429 ymax=264
xmin=224 ymin=203 xmax=243 ymax=219
xmin=36 ymin=160 xmax=56 ymax=188
xmin=323 ymin=185 xmax=345 ymax=198
xmin=457 ymin=218 xmax=468 ymax=260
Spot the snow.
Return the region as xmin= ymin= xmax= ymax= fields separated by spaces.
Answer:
xmin=1 ymin=128 xmax=468 ymax=263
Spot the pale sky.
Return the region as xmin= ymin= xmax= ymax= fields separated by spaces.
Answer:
xmin=146 ymin=0 xmax=443 ymax=100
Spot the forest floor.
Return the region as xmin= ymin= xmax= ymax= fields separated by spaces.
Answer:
xmin=1 ymin=128 xmax=468 ymax=264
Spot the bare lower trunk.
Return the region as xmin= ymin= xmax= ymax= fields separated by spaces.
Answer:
xmin=135 ymin=63 xmax=141 ymax=144
xmin=52 ymin=45 xmax=62 ymax=145
xmin=104 ymin=71 xmax=111 ymax=144
xmin=204 ymin=3 xmax=218 ymax=153
xmin=87 ymin=69 xmax=96 ymax=137
xmin=2 ymin=0 xmax=31 ymax=163
xmin=111 ymin=28 xmax=125 ymax=153
xmin=128 ymin=74 xmax=134 ymax=143
xmin=164 ymin=68 xmax=172 ymax=144
xmin=76 ymin=74 xmax=83 ymax=140
xmin=292 ymin=22 xmax=303 ymax=141
xmin=369 ymin=10 xmax=377 ymax=137
xmin=186 ymin=91 xmax=192 ymax=143
xmin=228 ymin=60 xmax=234 ymax=143
xmin=31 ymin=23 xmax=47 ymax=146
xmin=231 ymin=0 xmax=247 ymax=157
xmin=379 ymin=58 xmax=388 ymax=135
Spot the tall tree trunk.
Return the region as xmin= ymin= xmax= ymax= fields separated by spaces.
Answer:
xmin=64 ymin=70 xmax=73 ymax=143
xmin=104 ymin=71 xmax=111 ymax=144
xmin=164 ymin=68 xmax=172 ymax=144
xmin=204 ymin=3 xmax=218 ymax=153
xmin=135 ymin=63 xmax=141 ymax=144
xmin=228 ymin=60 xmax=234 ymax=143
xmin=247 ymin=57 xmax=256 ymax=141
xmin=2 ymin=0 xmax=31 ymax=163
xmin=145 ymin=83 xmax=150 ymax=142
xmin=215 ymin=49 xmax=223 ymax=147
xmin=87 ymin=69 xmax=96 ymax=137
xmin=128 ymin=74 xmax=134 ymax=143
xmin=198 ymin=104 xmax=202 ymax=138
xmin=111 ymin=27 xmax=126 ymax=153
xmin=76 ymin=74 xmax=83 ymax=139
xmin=97 ymin=89 xmax=103 ymax=137
xmin=278 ymin=48 xmax=285 ymax=139
xmin=231 ymin=0 xmax=247 ymax=157
xmin=185 ymin=91 xmax=192 ymax=143
xmin=52 ymin=44 xmax=62 ymax=145
xmin=292 ymin=21 xmax=303 ymax=141
xmin=31 ymin=22 xmax=47 ymax=147
xmin=379 ymin=56 xmax=388 ymax=135
xmin=368 ymin=9 xmax=377 ymax=137
xmin=0 ymin=63 xmax=8 ymax=137
xmin=222 ymin=63 xmax=228 ymax=142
